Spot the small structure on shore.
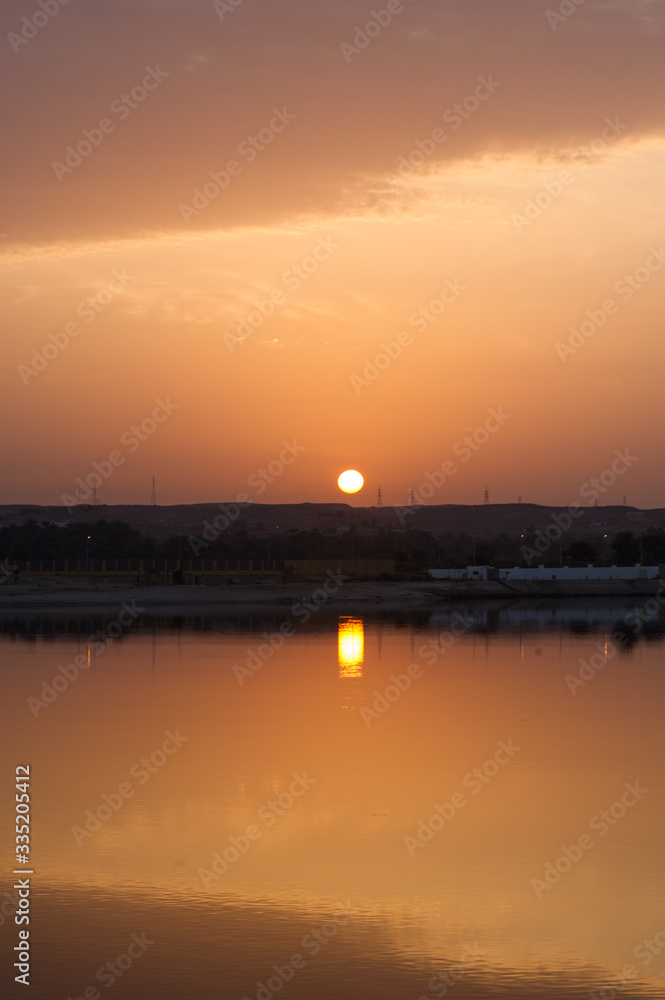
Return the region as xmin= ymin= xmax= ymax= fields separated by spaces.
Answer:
xmin=429 ymin=565 xmax=498 ymax=581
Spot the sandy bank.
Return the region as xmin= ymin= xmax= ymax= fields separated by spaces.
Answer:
xmin=0 ymin=576 xmax=661 ymax=615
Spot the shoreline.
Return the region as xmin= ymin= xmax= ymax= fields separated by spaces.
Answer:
xmin=0 ymin=578 xmax=662 ymax=615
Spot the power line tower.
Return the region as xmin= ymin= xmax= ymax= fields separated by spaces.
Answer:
xmin=410 ymin=488 xmax=415 ymax=506
xmin=518 ymin=495 xmax=522 ymax=504
xmin=150 ymin=476 xmax=157 ymax=506
xmin=92 ymin=485 xmax=99 ymax=506
xmin=483 ymin=486 xmax=489 ymax=505
xmin=75 ymin=484 xmax=81 ymax=506
xmin=377 ymin=486 xmax=382 ymax=507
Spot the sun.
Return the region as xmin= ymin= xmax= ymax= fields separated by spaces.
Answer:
xmin=338 ymin=469 xmax=364 ymax=494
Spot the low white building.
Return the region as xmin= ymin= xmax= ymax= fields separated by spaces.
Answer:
xmin=428 ymin=567 xmax=466 ymax=581
xmin=429 ymin=565 xmax=660 ymax=581
xmin=501 ymin=564 xmax=659 ymax=581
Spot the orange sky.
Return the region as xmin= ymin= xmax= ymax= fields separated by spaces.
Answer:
xmin=1 ymin=0 xmax=664 ymax=507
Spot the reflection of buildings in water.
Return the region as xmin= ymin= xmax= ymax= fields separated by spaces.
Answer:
xmin=429 ymin=602 xmax=665 ymax=638
xmin=338 ymin=617 xmax=364 ymax=677
xmin=426 ymin=602 xmax=665 ymax=659
xmin=430 ymin=610 xmax=488 ymax=629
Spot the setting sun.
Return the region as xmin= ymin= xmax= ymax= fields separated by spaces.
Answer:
xmin=337 ymin=470 xmax=364 ymax=494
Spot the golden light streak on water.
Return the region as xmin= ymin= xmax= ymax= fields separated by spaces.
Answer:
xmin=338 ymin=617 xmax=364 ymax=677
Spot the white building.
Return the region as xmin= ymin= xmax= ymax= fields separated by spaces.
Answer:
xmin=428 ymin=567 xmax=466 ymax=581
xmin=429 ymin=565 xmax=660 ymax=581
xmin=500 ymin=564 xmax=659 ymax=581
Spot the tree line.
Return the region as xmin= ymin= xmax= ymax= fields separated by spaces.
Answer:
xmin=3 ymin=520 xmax=664 ymax=571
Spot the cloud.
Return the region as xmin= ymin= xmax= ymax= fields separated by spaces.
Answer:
xmin=1 ymin=0 xmax=663 ymax=247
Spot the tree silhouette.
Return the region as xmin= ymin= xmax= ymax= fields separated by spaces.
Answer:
xmin=611 ymin=531 xmax=639 ymax=565
xmin=565 ymin=540 xmax=598 ymax=565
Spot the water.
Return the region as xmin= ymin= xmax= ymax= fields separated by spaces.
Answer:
xmin=1 ymin=602 xmax=664 ymax=999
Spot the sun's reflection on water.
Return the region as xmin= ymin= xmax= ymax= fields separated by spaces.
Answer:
xmin=338 ymin=616 xmax=364 ymax=677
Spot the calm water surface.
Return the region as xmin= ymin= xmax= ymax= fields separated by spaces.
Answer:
xmin=1 ymin=601 xmax=664 ymax=999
